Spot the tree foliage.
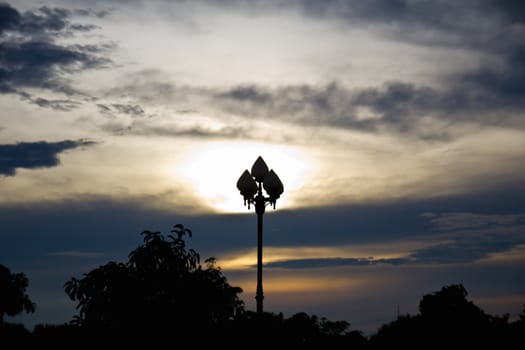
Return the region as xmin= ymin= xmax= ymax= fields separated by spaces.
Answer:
xmin=0 ymin=264 xmax=35 ymax=323
xmin=370 ymin=283 xmax=525 ymax=347
xmin=227 ymin=310 xmax=365 ymax=347
xmin=64 ymin=224 xmax=244 ymax=334
xmin=419 ymin=283 xmax=486 ymax=323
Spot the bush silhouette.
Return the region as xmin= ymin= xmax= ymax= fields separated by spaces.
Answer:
xmin=64 ymin=224 xmax=244 ymax=338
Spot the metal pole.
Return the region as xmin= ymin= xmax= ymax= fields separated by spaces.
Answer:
xmin=256 ymin=209 xmax=264 ymax=313
xmin=254 ymin=184 xmax=265 ymax=314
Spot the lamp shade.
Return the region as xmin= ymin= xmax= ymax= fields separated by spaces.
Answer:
xmin=237 ymin=169 xmax=258 ymax=198
xmin=263 ymin=169 xmax=284 ymax=199
xmin=251 ymin=156 xmax=269 ymax=182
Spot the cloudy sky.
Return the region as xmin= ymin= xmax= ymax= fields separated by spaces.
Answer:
xmin=1 ymin=0 xmax=524 ymax=334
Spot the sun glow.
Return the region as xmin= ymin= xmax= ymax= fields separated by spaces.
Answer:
xmin=177 ymin=141 xmax=310 ymax=213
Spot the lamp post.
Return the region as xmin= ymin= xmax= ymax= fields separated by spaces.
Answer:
xmin=237 ymin=156 xmax=284 ymax=314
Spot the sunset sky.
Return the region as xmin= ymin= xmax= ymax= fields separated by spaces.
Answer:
xmin=1 ymin=0 xmax=524 ymax=334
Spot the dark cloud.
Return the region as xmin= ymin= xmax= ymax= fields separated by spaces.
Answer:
xmin=94 ymin=93 xmax=252 ymax=139
xmin=101 ymin=120 xmax=250 ymax=139
xmin=73 ymin=8 xmax=112 ymax=19
xmin=0 ymin=3 xmax=112 ymax=105
xmin=96 ymin=103 xmax=112 ymax=112
xmin=131 ymin=124 xmax=248 ymax=139
xmin=3 ymin=187 xmax=522 ymax=270
xmin=408 ymin=235 xmax=519 ymax=264
xmin=106 ymin=76 xmax=520 ymax=141
xmin=0 ymin=39 xmax=110 ymax=94
xmin=0 ymin=3 xmax=107 ymax=36
xmin=264 ymin=257 xmax=408 ymax=269
xmin=17 ymin=6 xmax=70 ymax=35
xmin=489 ymin=0 xmax=525 ymax=23
xmin=0 ymin=139 xmax=97 ymax=176
xmin=291 ymin=0 xmax=525 ymax=127
xmin=421 ymin=212 xmax=524 ymax=231
xmin=0 ymin=3 xmax=20 ymax=32
xmin=111 ymin=104 xmax=145 ymax=117
xmin=294 ymin=0 xmax=519 ymax=48
xmin=214 ymin=82 xmax=376 ymax=133
xmin=96 ymin=103 xmax=146 ymax=118
xmin=0 ymin=187 xmax=519 ymax=262
xmin=264 ymin=226 xmax=525 ymax=268
xmin=110 ymin=76 xmax=523 ymax=141
xmin=47 ymin=251 xmax=106 ymax=258
xmin=17 ymin=91 xmax=82 ymax=111
xmin=297 ymin=0 xmax=412 ymax=22
xmin=218 ymin=85 xmax=272 ymax=104
xmin=212 ymin=80 xmax=525 ymax=139
xmin=265 ymin=209 xmax=525 ymax=269
xmin=408 ymin=212 xmax=525 ymax=264
xmin=291 ymin=0 xmax=462 ymax=42
xmin=214 ymin=83 xmax=354 ymax=128
xmin=461 ymin=47 xmax=525 ymax=100
xmin=31 ymin=97 xmax=82 ymax=111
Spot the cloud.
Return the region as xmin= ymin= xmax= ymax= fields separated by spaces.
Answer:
xmin=121 ymin=124 xmax=249 ymax=139
xmin=421 ymin=212 xmax=525 ymax=231
xmin=96 ymin=0 xmax=525 ymax=143
xmin=0 ymin=39 xmax=111 ymax=94
xmin=0 ymin=139 xmax=98 ymax=176
xmin=407 ymin=227 xmax=525 ymax=264
xmin=20 ymin=0 xmax=515 ymax=145
xmin=47 ymin=251 xmax=106 ymax=258
xmin=0 ymin=3 xmax=112 ymax=105
xmin=0 ymin=3 xmax=20 ymax=32
xmin=263 ymin=208 xmax=525 ymax=268
xmin=107 ymin=74 xmax=524 ymax=142
xmin=294 ymin=0 xmax=523 ymax=49
xmin=1 ymin=189 xmax=524 ymax=269
xmin=491 ymin=0 xmax=525 ymax=23
xmin=0 ymin=3 xmax=102 ymax=37
xmin=111 ymin=104 xmax=145 ymax=117
xmin=264 ymin=257 xmax=409 ymax=269
xmin=406 ymin=212 xmax=525 ymax=264
xmin=214 ymin=83 xmax=364 ymax=130
xmin=17 ymin=92 xmax=82 ymax=111
xmin=213 ymin=81 xmax=525 ymax=139
xmin=100 ymin=119 xmax=250 ymax=139
xmin=461 ymin=47 xmax=525 ymax=102
xmin=293 ymin=0 xmax=525 ymax=119
xmin=73 ymin=8 xmax=112 ymax=19
xmin=94 ymin=100 xmax=250 ymax=139
xmin=264 ymin=222 xmax=525 ymax=267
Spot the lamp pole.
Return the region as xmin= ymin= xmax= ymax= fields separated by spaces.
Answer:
xmin=237 ymin=156 xmax=283 ymax=314
xmin=254 ymin=183 xmax=265 ymax=313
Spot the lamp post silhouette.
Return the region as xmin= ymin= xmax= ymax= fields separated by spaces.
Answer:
xmin=237 ymin=156 xmax=284 ymax=314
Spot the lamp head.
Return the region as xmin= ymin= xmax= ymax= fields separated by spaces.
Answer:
xmin=237 ymin=169 xmax=258 ymax=206
xmin=251 ymin=156 xmax=269 ymax=182
xmin=263 ymin=169 xmax=284 ymax=207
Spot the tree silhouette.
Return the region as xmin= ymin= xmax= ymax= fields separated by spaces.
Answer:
xmin=227 ymin=310 xmax=366 ymax=347
xmin=369 ymin=283 xmax=522 ymax=347
xmin=64 ymin=224 xmax=244 ymax=337
xmin=0 ymin=264 xmax=35 ymax=323
xmin=419 ymin=283 xmax=490 ymax=344
xmin=419 ymin=283 xmax=486 ymax=323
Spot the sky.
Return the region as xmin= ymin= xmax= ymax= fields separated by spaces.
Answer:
xmin=1 ymin=0 xmax=524 ymax=334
